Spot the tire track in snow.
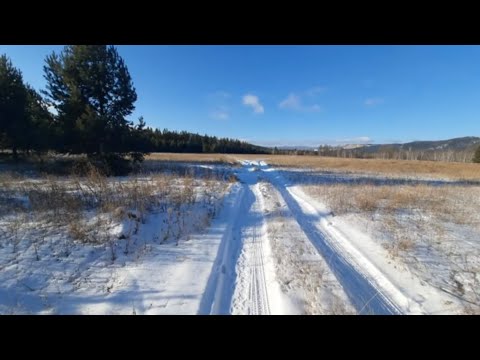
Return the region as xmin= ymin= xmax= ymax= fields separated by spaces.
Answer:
xmin=258 ymin=180 xmax=355 ymax=314
xmin=197 ymin=183 xmax=247 ymax=314
xmin=232 ymin=182 xmax=271 ymax=315
xmin=199 ymin=168 xmax=275 ymax=315
xmin=247 ymin=195 xmax=270 ymax=314
xmin=263 ymin=167 xmax=423 ymax=315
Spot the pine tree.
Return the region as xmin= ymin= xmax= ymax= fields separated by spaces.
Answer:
xmin=43 ymin=45 xmax=137 ymax=155
xmin=473 ymin=145 xmax=480 ymax=163
xmin=0 ymin=54 xmax=28 ymax=158
xmin=24 ymin=84 xmax=55 ymax=153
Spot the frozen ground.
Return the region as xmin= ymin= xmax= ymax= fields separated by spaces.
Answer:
xmin=1 ymin=160 xmax=478 ymax=314
xmin=0 ymin=172 xmax=233 ymax=314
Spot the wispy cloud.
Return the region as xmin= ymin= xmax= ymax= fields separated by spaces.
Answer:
xmin=279 ymin=93 xmax=301 ymax=110
xmin=252 ymin=136 xmax=373 ymax=147
xmin=208 ymin=90 xmax=231 ymax=99
xmin=207 ymin=90 xmax=231 ymax=120
xmin=242 ymin=94 xmax=264 ymax=114
xmin=334 ymin=136 xmax=372 ymax=144
xmin=210 ymin=106 xmax=229 ymax=120
xmin=253 ymin=139 xmax=322 ymax=147
xmin=364 ymin=98 xmax=384 ymax=107
xmin=279 ymin=93 xmax=321 ymax=112
xmin=306 ymin=86 xmax=327 ymax=97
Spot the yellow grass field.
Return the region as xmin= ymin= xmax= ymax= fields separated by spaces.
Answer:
xmin=146 ymin=153 xmax=480 ymax=180
xmin=145 ymin=153 xmax=238 ymax=164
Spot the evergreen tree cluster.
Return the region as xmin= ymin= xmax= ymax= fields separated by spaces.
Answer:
xmin=0 ymin=45 xmax=268 ymax=163
xmin=132 ymin=125 xmax=267 ymax=154
xmin=0 ymin=55 xmax=54 ymax=157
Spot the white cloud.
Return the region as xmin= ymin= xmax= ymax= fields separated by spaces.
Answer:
xmin=279 ymin=93 xmax=321 ymax=112
xmin=242 ymin=94 xmax=264 ymax=114
xmin=334 ymin=136 xmax=372 ymax=144
xmin=253 ymin=139 xmax=321 ymax=147
xmin=354 ymin=136 xmax=371 ymax=143
xmin=364 ymin=98 xmax=384 ymax=107
xmin=252 ymin=136 xmax=373 ymax=148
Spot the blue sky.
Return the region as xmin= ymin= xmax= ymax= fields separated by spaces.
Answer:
xmin=1 ymin=45 xmax=480 ymax=146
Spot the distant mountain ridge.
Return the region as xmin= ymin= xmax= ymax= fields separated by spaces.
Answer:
xmin=358 ymin=136 xmax=480 ymax=153
xmin=277 ymin=137 xmax=480 ymax=152
xmin=315 ymin=136 xmax=480 ymax=162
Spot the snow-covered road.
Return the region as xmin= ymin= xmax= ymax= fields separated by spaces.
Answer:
xmin=200 ymin=160 xmax=458 ymax=314
xmin=200 ymin=162 xmax=287 ymax=314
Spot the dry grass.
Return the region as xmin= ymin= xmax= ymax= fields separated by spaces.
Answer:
xmin=103 ymin=152 xmax=480 ymax=180
xmin=304 ymin=181 xmax=480 ymax=310
xmin=0 ymin=166 xmax=230 ymax=246
xmin=146 ymin=153 xmax=238 ymax=165
xmin=305 ymin=182 xmax=480 ymax=261
xmin=235 ymin=154 xmax=480 ymax=180
xmin=261 ymin=181 xmax=354 ymax=314
xmin=305 ymin=183 xmax=480 ymax=225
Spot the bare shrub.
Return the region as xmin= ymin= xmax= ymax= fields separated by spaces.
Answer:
xmin=355 ymin=192 xmax=378 ymax=212
xmin=68 ymin=219 xmax=90 ymax=243
xmin=7 ymin=215 xmax=24 ymax=252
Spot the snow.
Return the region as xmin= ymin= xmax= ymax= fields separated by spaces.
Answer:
xmin=0 ymin=175 xmax=233 ymax=314
xmin=256 ymin=181 xmax=354 ymax=314
xmin=234 ymin=160 xmax=472 ymax=314
xmin=1 ymin=159 xmax=477 ymax=314
xmin=286 ymin=185 xmax=457 ymax=314
xmin=202 ymin=161 xmax=292 ymax=314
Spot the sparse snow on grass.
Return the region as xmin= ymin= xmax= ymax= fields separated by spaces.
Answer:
xmin=293 ymin=171 xmax=480 ymax=314
xmin=0 ymin=168 xmax=233 ymax=314
xmin=258 ymin=180 xmax=355 ymax=314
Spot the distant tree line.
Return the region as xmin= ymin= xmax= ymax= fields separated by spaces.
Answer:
xmin=133 ymin=121 xmax=267 ymax=154
xmin=0 ymin=45 xmax=268 ymax=171
xmin=271 ymin=147 xmax=317 ymax=156
xmin=317 ymin=145 xmax=480 ymax=163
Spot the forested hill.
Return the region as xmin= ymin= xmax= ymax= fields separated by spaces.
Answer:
xmin=363 ymin=136 xmax=480 ymax=153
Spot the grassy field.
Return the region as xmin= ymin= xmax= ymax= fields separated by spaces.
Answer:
xmin=145 ymin=153 xmax=238 ymax=165
xmin=146 ymin=153 xmax=480 ymax=180
xmin=2 ymin=152 xmax=478 ymax=180
xmin=236 ymin=155 xmax=480 ymax=180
